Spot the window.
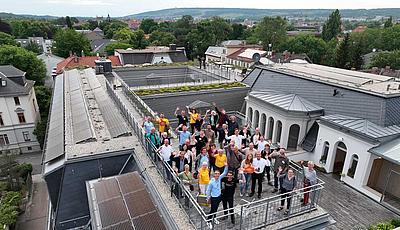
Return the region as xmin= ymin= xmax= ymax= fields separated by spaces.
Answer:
xmin=347 ymin=154 xmax=359 ymax=178
xmin=320 ymin=141 xmax=330 ymax=164
xmin=0 ymin=134 xmax=9 ymax=146
xmin=23 ymin=131 xmax=30 ymax=141
xmin=27 ymin=147 xmax=32 ymax=151
xmin=17 ymin=112 xmax=26 ymax=123
xmin=0 ymin=114 xmax=4 ymax=126
xmin=14 ymin=97 xmax=20 ymax=106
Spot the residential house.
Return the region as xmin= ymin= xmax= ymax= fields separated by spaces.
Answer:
xmin=226 ymin=48 xmax=267 ymax=68
xmin=37 ymin=53 xmax=64 ymax=87
xmin=16 ymin=37 xmax=50 ymax=53
xmin=0 ymin=65 xmax=40 ymax=154
xmin=242 ymin=62 xmax=400 ymax=209
xmin=56 ymin=55 xmax=122 ymax=74
xmin=115 ymin=45 xmax=188 ymax=66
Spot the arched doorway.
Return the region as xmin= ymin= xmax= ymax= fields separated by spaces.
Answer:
xmin=247 ymin=107 xmax=253 ymax=125
xmin=287 ymin=124 xmax=300 ymax=150
xmin=275 ymin=120 xmax=282 ymax=143
xmin=254 ymin=110 xmax=260 ymax=128
xmin=260 ymin=113 xmax=266 ymax=135
xmin=333 ymin=142 xmax=347 ymax=178
xmin=267 ymin=117 xmax=274 ymax=140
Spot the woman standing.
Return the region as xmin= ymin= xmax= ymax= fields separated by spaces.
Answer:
xmin=179 ymin=164 xmax=194 ymax=190
xmin=187 ymin=107 xmax=199 ymax=134
xmin=277 ymin=168 xmax=297 ymax=215
xmin=240 ymin=153 xmax=254 ymax=196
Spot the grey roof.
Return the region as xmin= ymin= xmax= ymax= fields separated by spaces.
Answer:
xmin=0 ymin=65 xmax=25 ymax=77
xmin=369 ymin=138 xmax=400 ymax=164
xmin=205 ymin=46 xmax=225 ymax=58
xmin=321 ymin=114 xmax=400 ymax=140
xmin=44 ymin=74 xmax=65 ymax=163
xmin=169 ymin=52 xmax=188 ymax=62
xmin=221 ymin=40 xmax=245 ymax=46
xmin=188 ymin=100 xmax=212 ymax=109
xmin=249 ymin=90 xmax=324 ymax=113
xmin=93 ymin=27 xmax=103 ymax=32
xmin=90 ymin=39 xmax=113 ymax=53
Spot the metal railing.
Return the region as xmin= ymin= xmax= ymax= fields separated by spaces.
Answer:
xmin=106 ymin=75 xmax=325 ymax=230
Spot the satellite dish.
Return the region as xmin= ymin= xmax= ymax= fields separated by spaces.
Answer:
xmin=252 ymin=53 xmax=261 ymax=64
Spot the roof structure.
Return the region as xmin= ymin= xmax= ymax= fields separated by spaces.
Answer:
xmin=221 ymin=40 xmax=245 ymax=46
xmin=56 ymin=56 xmax=122 ymax=74
xmin=320 ymin=114 xmax=400 ymax=140
xmin=262 ymin=63 xmax=400 ymax=97
xmin=115 ymin=46 xmax=185 ymax=54
xmin=86 ymin=172 xmax=166 ymax=230
xmin=227 ymin=47 xmax=266 ymax=63
xmin=369 ymin=138 xmax=400 ymax=164
xmin=0 ymin=65 xmax=33 ymax=97
xmin=0 ymin=65 xmax=25 ymax=77
xmin=249 ymin=90 xmax=324 ymax=113
xmin=205 ymin=46 xmax=225 ymax=58
xmin=188 ymin=100 xmax=212 ymax=109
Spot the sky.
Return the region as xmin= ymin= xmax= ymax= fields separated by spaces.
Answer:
xmin=1 ymin=0 xmax=399 ymax=17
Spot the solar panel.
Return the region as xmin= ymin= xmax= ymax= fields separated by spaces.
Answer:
xmin=103 ymin=220 xmax=134 ymax=230
xmin=66 ymin=70 xmax=95 ymax=144
xmin=94 ymin=179 xmax=120 ymax=202
xmin=116 ymin=173 xmax=143 ymax=195
xmin=98 ymin=197 xmax=130 ymax=227
xmin=44 ymin=74 xmax=65 ymax=163
xmin=132 ymin=211 xmax=166 ymax=230
xmin=124 ymin=190 xmax=155 ymax=217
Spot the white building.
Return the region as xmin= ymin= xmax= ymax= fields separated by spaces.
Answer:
xmin=243 ymin=62 xmax=400 ymax=210
xmin=0 ymin=65 xmax=41 ymax=154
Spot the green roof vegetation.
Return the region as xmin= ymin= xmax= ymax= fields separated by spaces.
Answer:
xmin=135 ymin=81 xmax=245 ymax=96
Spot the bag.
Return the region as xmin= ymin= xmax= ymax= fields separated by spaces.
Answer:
xmin=193 ymin=171 xmax=198 ymax=179
xmin=197 ymin=194 xmax=210 ymax=207
xmin=189 ymin=184 xmax=194 ymax=191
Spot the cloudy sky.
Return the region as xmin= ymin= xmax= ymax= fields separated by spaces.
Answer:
xmin=1 ymin=0 xmax=399 ymax=17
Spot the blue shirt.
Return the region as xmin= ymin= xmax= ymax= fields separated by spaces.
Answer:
xmin=207 ymin=166 xmax=228 ymax=199
xmin=144 ymin=121 xmax=154 ymax=134
xmin=178 ymin=131 xmax=191 ymax=145
xmin=199 ymin=155 xmax=209 ymax=168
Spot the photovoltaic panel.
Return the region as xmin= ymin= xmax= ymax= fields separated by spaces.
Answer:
xmin=124 ymin=190 xmax=155 ymax=217
xmin=132 ymin=211 xmax=166 ymax=230
xmin=44 ymin=74 xmax=65 ymax=163
xmin=103 ymin=221 xmax=134 ymax=230
xmin=98 ymin=197 xmax=130 ymax=227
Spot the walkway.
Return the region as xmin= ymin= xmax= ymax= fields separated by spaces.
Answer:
xmin=16 ymin=175 xmax=48 ymax=230
xmin=318 ymin=173 xmax=399 ymax=229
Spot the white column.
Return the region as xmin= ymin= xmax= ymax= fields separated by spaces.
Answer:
xmin=280 ymin=121 xmax=289 ymax=149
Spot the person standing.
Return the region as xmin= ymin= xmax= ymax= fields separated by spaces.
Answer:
xmin=193 ymin=130 xmax=208 ymax=155
xmin=175 ymin=125 xmax=191 ymax=149
xmin=156 ymin=113 xmax=169 ymax=136
xmin=225 ymin=142 xmax=243 ymax=179
xmin=179 ymin=164 xmax=194 ymax=191
xmin=146 ymin=127 xmax=161 ymax=149
xmin=187 ymin=107 xmax=199 ymax=134
xmin=271 ymin=149 xmax=290 ymax=193
xmin=214 ymin=149 xmax=227 ymax=172
xmin=206 ymin=162 xmax=228 ymax=220
xmin=208 ymin=110 xmax=219 ymax=131
xmin=227 ymin=116 xmax=239 ymax=136
xmin=213 ymin=102 xmax=228 ymax=128
xmin=241 ymin=153 xmax=254 ymax=196
xmin=157 ymin=139 xmax=174 ymax=179
xmin=251 ymin=128 xmax=261 ymax=149
xmin=216 ymin=124 xmax=228 ymax=149
xmin=250 ymin=152 xmax=268 ymax=199
xmin=239 ymin=126 xmax=251 ymax=147
xmin=257 ymin=135 xmax=268 ymax=152
xmin=175 ymin=107 xmax=189 ymax=130
xmin=301 ymin=161 xmax=317 ymax=205
xmin=226 ymin=128 xmax=246 ymax=149
xmin=198 ymin=162 xmax=210 ymax=195
xmin=142 ymin=116 xmax=154 ymax=135
xmin=205 ymin=124 xmax=216 ymax=144
xmin=277 ymin=168 xmax=297 ymax=215
xmin=221 ymin=171 xmax=239 ymax=224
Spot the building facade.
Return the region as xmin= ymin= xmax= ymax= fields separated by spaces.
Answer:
xmin=0 ymin=65 xmax=41 ymax=154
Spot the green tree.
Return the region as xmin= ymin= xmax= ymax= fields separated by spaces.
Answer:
xmin=278 ymin=34 xmax=328 ymax=64
xmin=113 ymin=28 xmax=134 ymax=43
xmin=52 ymin=29 xmax=91 ymax=58
xmin=335 ymin=33 xmax=351 ymax=68
xmin=66 ymin=16 xmax=73 ymax=29
xmin=322 ymin=9 xmax=341 ymax=41
xmin=33 ymin=85 xmax=52 ymax=148
xmin=104 ymin=42 xmax=132 ymax=55
xmin=248 ymin=16 xmax=288 ymax=49
xmin=25 ymin=41 xmax=41 ymax=54
xmin=230 ymin=23 xmax=246 ymax=40
xmin=370 ymin=50 xmax=400 ymax=70
xmin=130 ymin=29 xmax=148 ymax=49
xmin=10 ymin=20 xmax=58 ymax=39
xmin=0 ymin=192 xmax=21 ymax=227
xmin=0 ymin=18 xmax=12 ymax=34
xmin=0 ymin=45 xmax=46 ymax=85
xmin=149 ymin=30 xmax=177 ymax=46
xmin=349 ymin=41 xmax=363 ymax=69
xmin=0 ymin=32 xmax=18 ymax=46
xmin=102 ymin=21 xmax=128 ymax=39
xmin=139 ymin=19 xmax=159 ymax=34
xmin=384 ymin=16 xmax=393 ymax=28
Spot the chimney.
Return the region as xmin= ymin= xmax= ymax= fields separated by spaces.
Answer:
xmin=69 ymin=50 xmax=73 ymax=57
xmin=73 ymin=53 xmax=79 ymax=63
xmin=81 ymin=50 xmax=85 ymax=57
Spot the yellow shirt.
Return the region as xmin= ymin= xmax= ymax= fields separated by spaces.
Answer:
xmin=190 ymin=113 xmax=199 ymax=124
xmin=215 ymin=154 xmax=227 ymax=168
xmin=198 ymin=168 xmax=210 ymax=185
xmin=157 ymin=118 xmax=169 ymax=133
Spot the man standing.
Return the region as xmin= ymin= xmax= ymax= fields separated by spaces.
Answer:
xmin=221 ymin=171 xmax=239 ymax=224
xmin=216 ymin=124 xmax=228 ymax=148
xmin=227 ymin=116 xmax=239 ymax=136
xmin=271 ymin=149 xmax=289 ymax=193
xmin=226 ymin=128 xmax=246 ymax=149
xmin=225 ymin=141 xmax=243 ymax=179
xmin=156 ymin=112 xmax=169 ymax=136
xmin=142 ymin=116 xmax=154 ymax=135
xmin=205 ymin=124 xmax=216 ymax=144
xmin=145 ymin=127 xmax=161 ymax=149
xmin=206 ymin=162 xmax=228 ymax=220
xmin=301 ymin=161 xmax=317 ymax=205
xmin=213 ymin=102 xmax=228 ymax=128
xmin=250 ymin=152 xmax=268 ymax=199
xmin=175 ymin=107 xmax=189 ymax=130
xmin=158 ymin=139 xmax=174 ymax=179
xmin=175 ymin=125 xmax=191 ymax=149
xmin=193 ymin=130 xmax=208 ymax=155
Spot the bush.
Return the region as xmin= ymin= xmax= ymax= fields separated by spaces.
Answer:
xmin=0 ymin=191 xmax=22 ymax=227
xmin=390 ymin=219 xmax=400 ymax=227
xmin=368 ymin=219 xmax=400 ymax=230
xmin=16 ymin=163 xmax=32 ymax=180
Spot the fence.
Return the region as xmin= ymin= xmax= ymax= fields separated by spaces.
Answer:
xmin=106 ymin=76 xmax=325 ymax=229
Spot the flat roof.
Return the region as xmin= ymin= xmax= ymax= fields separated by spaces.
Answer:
xmin=43 ymin=68 xmax=135 ymax=167
xmin=86 ymin=172 xmax=166 ymax=230
xmin=261 ymin=63 xmax=400 ymax=97
xmin=116 ymin=46 xmax=184 ymax=54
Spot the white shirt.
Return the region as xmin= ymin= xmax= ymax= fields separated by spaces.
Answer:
xmin=258 ymin=140 xmax=268 ymax=152
xmin=252 ymin=134 xmax=260 ymax=145
xmin=160 ymin=145 xmax=173 ymax=161
xmin=252 ymin=158 xmax=268 ymax=174
xmin=226 ymin=134 xmax=245 ymax=148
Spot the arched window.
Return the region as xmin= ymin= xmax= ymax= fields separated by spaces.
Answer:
xmin=347 ymin=154 xmax=359 ymax=178
xmin=260 ymin=113 xmax=267 ymax=134
xmin=275 ymin=120 xmax=282 ymax=143
xmin=287 ymin=124 xmax=300 ymax=150
xmin=267 ymin=117 xmax=274 ymax=139
xmin=247 ymin=107 xmax=253 ymax=124
xmin=254 ymin=110 xmax=260 ymax=128
xmin=320 ymin=141 xmax=329 ymax=164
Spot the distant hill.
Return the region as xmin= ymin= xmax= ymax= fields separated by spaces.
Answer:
xmin=125 ymin=8 xmax=400 ymax=20
xmin=0 ymin=12 xmax=59 ymax=20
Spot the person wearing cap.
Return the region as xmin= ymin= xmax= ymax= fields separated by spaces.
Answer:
xmin=271 ymin=148 xmax=289 ymax=193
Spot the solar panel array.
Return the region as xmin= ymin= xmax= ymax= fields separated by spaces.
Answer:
xmin=44 ymin=75 xmax=65 ymax=163
xmin=90 ymin=172 xmax=166 ymax=230
xmin=66 ymin=70 xmax=95 ymax=144
xmin=85 ymin=71 xmax=130 ymax=138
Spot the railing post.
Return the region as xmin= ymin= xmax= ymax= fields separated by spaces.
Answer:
xmin=239 ymin=205 xmax=244 ymax=230
xmin=264 ymin=199 xmax=269 ymax=224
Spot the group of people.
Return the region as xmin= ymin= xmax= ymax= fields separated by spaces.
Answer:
xmin=142 ymin=103 xmax=318 ymax=223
